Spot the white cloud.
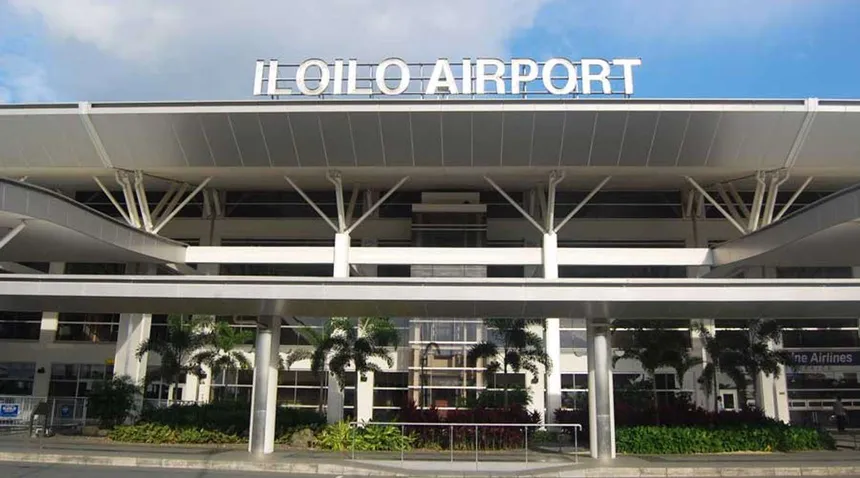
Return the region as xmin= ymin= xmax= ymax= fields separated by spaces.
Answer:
xmin=7 ymin=0 xmax=550 ymax=100
xmin=541 ymin=0 xmax=827 ymax=43
xmin=0 ymin=55 xmax=56 ymax=103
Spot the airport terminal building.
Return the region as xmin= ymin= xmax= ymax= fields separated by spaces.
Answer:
xmin=1 ymin=58 xmax=860 ymax=459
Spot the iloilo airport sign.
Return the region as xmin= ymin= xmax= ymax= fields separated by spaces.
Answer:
xmin=253 ymin=57 xmax=641 ymax=98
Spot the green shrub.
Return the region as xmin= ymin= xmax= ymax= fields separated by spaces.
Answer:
xmin=139 ymin=402 xmax=324 ymax=437
xmin=108 ymin=423 xmax=241 ymax=444
xmin=616 ymin=425 xmax=835 ymax=454
xmin=314 ymin=422 xmax=414 ymax=452
xmin=88 ymin=375 xmax=140 ymax=428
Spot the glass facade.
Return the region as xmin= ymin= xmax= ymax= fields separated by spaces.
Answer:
xmin=0 ymin=187 xmax=857 ymax=430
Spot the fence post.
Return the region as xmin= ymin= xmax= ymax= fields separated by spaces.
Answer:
xmin=575 ymin=426 xmax=579 ymax=464
xmin=449 ymin=424 xmax=454 ymax=462
xmin=351 ymin=424 xmax=356 ymax=460
xmin=82 ymin=399 xmax=88 ymax=428
xmin=400 ymin=424 xmax=404 ymax=463
xmin=49 ymin=399 xmax=56 ymax=429
xmin=474 ymin=425 xmax=478 ymax=465
xmin=524 ymin=425 xmax=528 ymax=463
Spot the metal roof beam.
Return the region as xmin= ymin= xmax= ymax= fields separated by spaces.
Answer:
xmin=0 ymin=221 xmax=27 ymax=250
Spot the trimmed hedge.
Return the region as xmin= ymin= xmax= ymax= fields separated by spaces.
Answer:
xmin=616 ymin=425 xmax=835 ymax=454
xmin=139 ymin=402 xmax=325 ymax=437
xmin=109 ymin=423 xmax=242 ymax=444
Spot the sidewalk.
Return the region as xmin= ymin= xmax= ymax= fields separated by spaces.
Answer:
xmin=0 ymin=434 xmax=858 ymax=477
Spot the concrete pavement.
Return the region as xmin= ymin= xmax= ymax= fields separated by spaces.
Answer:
xmin=1 ymin=434 xmax=859 ymax=477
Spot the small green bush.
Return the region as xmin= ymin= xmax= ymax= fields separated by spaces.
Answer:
xmin=88 ymin=375 xmax=140 ymax=428
xmin=314 ymin=422 xmax=414 ymax=452
xmin=616 ymin=425 xmax=835 ymax=454
xmin=109 ymin=423 xmax=242 ymax=444
xmin=139 ymin=402 xmax=324 ymax=437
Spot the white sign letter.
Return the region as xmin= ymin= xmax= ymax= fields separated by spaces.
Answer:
xmin=542 ymin=58 xmax=577 ymax=95
xmin=265 ymin=60 xmax=292 ymax=96
xmin=511 ymin=58 xmax=538 ymax=95
xmin=475 ymin=58 xmax=505 ymax=94
xmin=426 ymin=59 xmax=459 ymax=95
xmin=581 ymin=59 xmax=612 ymax=95
xmin=296 ymin=59 xmax=330 ymax=96
xmin=253 ymin=60 xmax=265 ymax=96
xmin=613 ymin=58 xmax=642 ymax=95
xmin=347 ymin=59 xmax=372 ymax=95
xmin=376 ymin=58 xmax=411 ymax=95
xmin=332 ymin=59 xmax=344 ymax=95
xmin=461 ymin=58 xmax=473 ymax=95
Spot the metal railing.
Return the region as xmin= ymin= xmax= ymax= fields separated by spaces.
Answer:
xmin=0 ymin=396 xmax=88 ymax=433
xmin=348 ymin=421 xmax=582 ymax=464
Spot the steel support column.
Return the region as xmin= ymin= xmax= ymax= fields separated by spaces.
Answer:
xmin=249 ymin=315 xmax=279 ymax=456
xmin=588 ymin=318 xmax=614 ymax=461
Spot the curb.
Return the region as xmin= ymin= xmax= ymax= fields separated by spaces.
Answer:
xmin=1 ymin=452 xmax=859 ymax=477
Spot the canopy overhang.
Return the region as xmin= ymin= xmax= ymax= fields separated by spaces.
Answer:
xmin=3 ymin=98 xmax=860 ymax=190
xmin=1 ymin=275 xmax=859 ymax=319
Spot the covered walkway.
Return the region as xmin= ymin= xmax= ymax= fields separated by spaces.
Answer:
xmin=1 ymin=273 xmax=860 ymax=460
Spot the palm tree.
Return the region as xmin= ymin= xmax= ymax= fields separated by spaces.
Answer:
xmin=695 ymin=319 xmax=794 ymax=411
xmin=419 ymin=342 xmax=440 ymax=409
xmin=665 ymin=348 xmax=703 ymax=392
xmin=301 ymin=322 xmax=337 ymax=414
xmin=310 ymin=317 xmax=400 ymax=416
xmin=741 ymin=319 xmax=794 ymax=408
xmin=190 ymin=319 xmax=253 ymax=402
xmin=612 ymin=320 xmax=689 ymax=425
xmin=467 ymin=318 xmax=551 ymax=407
xmin=281 ymin=349 xmax=312 ymax=371
xmin=136 ymin=315 xmax=210 ymax=402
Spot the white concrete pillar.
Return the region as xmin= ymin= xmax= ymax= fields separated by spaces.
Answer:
xmin=113 ymin=263 xmax=156 ymax=386
xmin=113 ymin=312 xmax=152 ymax=385
xmin=588 ymin=318 xmax=614 ymax=461
xmin=543 ymin=233 xmax=562 ymax=423
xmin=326 ymin=232 xmax=350 ymax=424
xmin=691 ymin=319 xmax=716 ymax=410
xmin=333 ymin=232 xmax=350 ymax=278
xmin=32 ymin=262 xmax=64 ymax=397
xmin=356 ymin=371 xmax=374 ymax=423
xmin=249 ymin=316 xmax=279 ymax=456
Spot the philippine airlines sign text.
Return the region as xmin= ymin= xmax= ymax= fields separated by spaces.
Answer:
xmin=253 ymin=58 xmax=641 ymax=97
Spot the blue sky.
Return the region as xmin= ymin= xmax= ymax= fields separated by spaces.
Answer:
xmin=1 ymin=0 xmax=859 ymax=102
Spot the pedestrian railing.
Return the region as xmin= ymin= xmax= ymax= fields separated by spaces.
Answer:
xmin=348 ymin=421 xmax=583 ymax=464
xmin=0 ymin=395 xmax=88 ymax=434
xmin=141 ymin=398 xmax=200 ymax=409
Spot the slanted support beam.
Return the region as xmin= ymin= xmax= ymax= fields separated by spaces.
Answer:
xmin=327 ymin=171 xmax=347 ymax=232
xmin=775 ymin=177 xmax=813 ymax=222
xmin=715 ymin=183 xmax=745 ymax=226
xmin=152 ymin=177 xmax=212 ymax=234
xmin=484 ymin=176 xmax=546 ymax=233
xmin=346 ymin=176 xmax=409 ymax=234
xmin=132 ymin=171 xmax=154 ymax=232
xmin=93 ymin=176 xmax=132 ymax=225
xmin=748 ymin=172 xmax=767 ymax=233
xmin=684 ymin=176 xmax=747 ymax=234
xmin=0 ymin=262 xmax=42 ymax=274
xmin=284 ymin=176 xmax=339 ymax=232
xmin=116 ymin=172 xmax=142 ymax=228
xmin=0 ymin=221 xmax=27 ymax=250
xmin=762 ymin=171 xmax=789 ymax=227
xmin=554 ymin=176 xmax=611 ymax=234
